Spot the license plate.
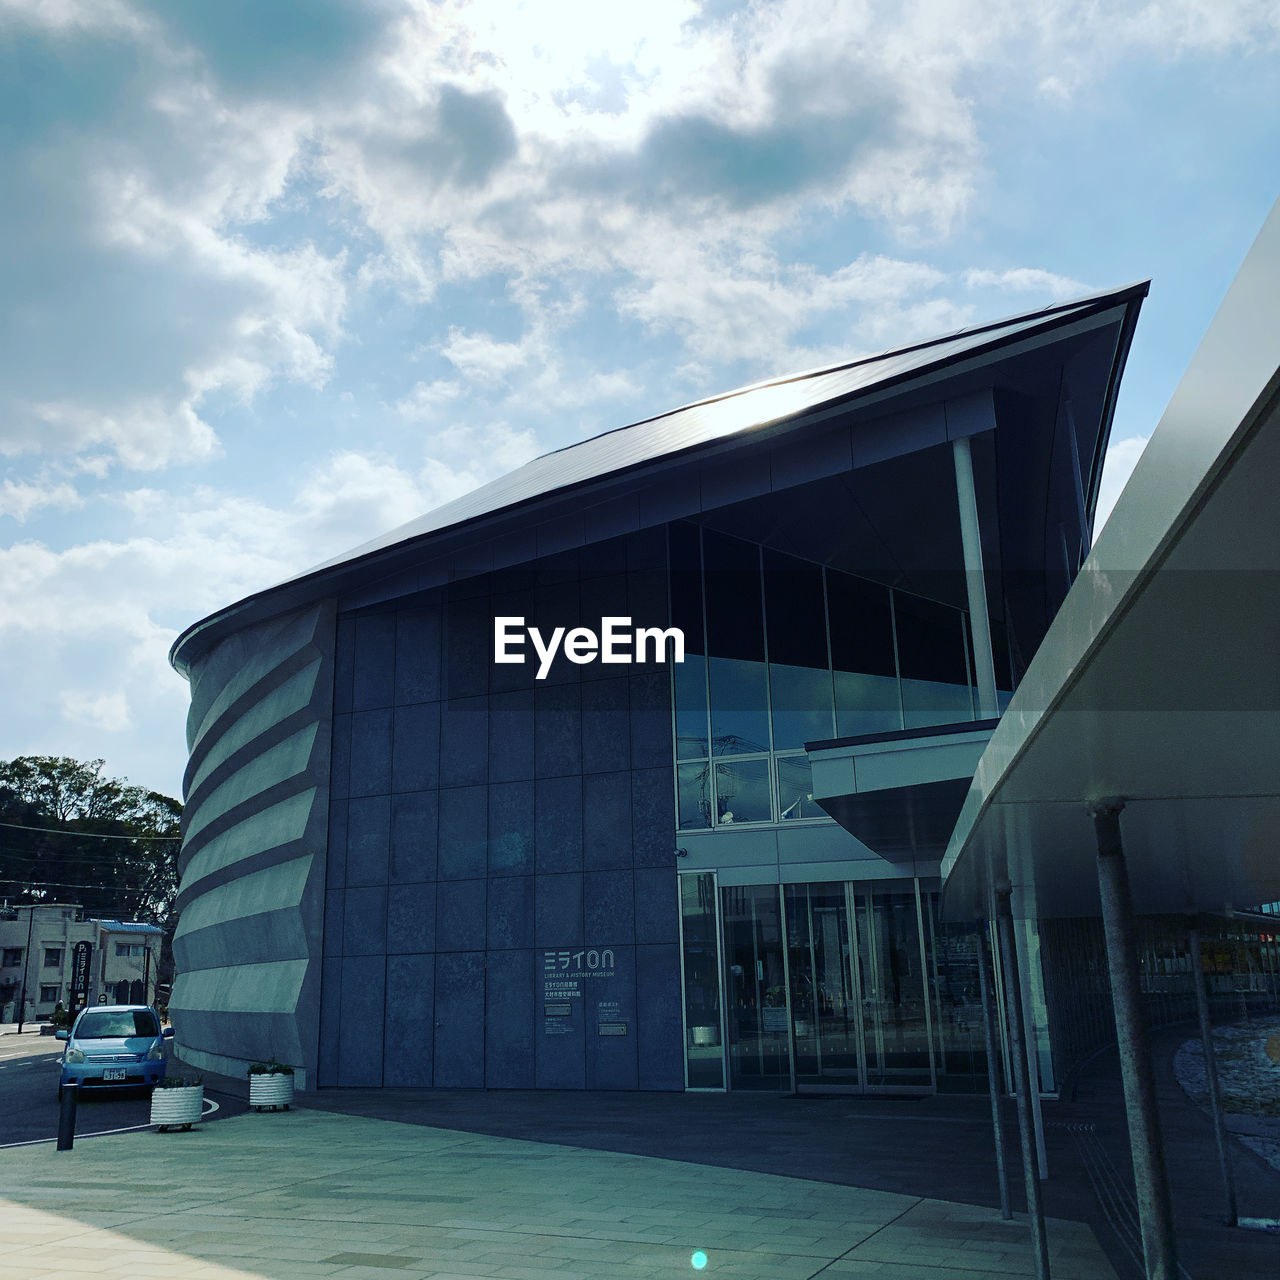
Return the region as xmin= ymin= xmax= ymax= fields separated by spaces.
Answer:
xmin=103 ymin=1068 xmax=126 ymax=1082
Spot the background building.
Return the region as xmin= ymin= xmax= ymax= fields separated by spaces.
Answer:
xmin=0 ymin=903 xmax=163 ymax=1021
xmin=169 ymin=286 xmax=1146 ymax=1091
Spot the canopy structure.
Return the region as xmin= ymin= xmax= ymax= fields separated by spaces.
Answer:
xmin=942 ymin=200 xmax=1280 ymax=923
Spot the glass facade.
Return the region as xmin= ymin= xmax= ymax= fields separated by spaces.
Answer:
xmin=693 ymin=874 xmax=993 ymax=1093
xmin=670 ymin=522 xmax=994 ymax=831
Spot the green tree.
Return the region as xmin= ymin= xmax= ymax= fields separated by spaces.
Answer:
xmin=0 ymin=756 xmax=182 ymax=923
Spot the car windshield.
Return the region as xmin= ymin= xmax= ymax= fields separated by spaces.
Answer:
xmin=75 ymin=1010 xmax=159 ymax=1039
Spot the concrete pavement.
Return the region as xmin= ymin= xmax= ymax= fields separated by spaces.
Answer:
xmin=0 ymin=1105 xmax=1117 ymax=1280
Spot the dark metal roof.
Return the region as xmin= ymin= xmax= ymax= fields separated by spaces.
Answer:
xmin=171 ymin=282 xmax=1147 ymax=671
xmin=301 ymin=289 xmax=1136 ymax=578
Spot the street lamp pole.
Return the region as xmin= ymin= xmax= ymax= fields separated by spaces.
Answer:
xmin=16 ymin=904 xmax=36 ymax=1034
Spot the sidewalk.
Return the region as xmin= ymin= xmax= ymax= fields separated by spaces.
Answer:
xmin=0 ymin=1105 xmax=1115 ymax=1280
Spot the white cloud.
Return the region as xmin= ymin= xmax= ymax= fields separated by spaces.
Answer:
xmin=58 ymin=689 xmax=133 ymax=732
xmin=440 ymin=328 xmax=531 ymax=384
xmin=1094 ymin=435 xmax=1152 ymax=539
xmin=963 ymin=267 xmax=1087 ymax=300
xmin=0 ymin=478 xmax=83 ymax=523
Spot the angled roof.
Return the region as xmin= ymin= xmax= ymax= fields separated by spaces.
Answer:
xmin=304 ymin=287 xmax=1141 ymax=577
xmin=172 ymin=283 xmax=1146 ymax=671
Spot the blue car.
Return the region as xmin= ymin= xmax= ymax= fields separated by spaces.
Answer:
xmin=57 ymin=1004 xmax=174 ymax=1098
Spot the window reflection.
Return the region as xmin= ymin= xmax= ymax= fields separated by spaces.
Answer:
xmin=709 ymin=656 xmax=771 ymax=755
xmin=777 ymin=755 xmax=818 ymax=820
xmin=828 ymin=572 xmax=902 ymax=737
xmin=674 ymin=657 xmax=710 ymax=759
xmin=678 ymin=761 xmax=711 ymax=830
xmin=769 ymin=664 xmax=834 ymax=749
xmin=894 ymin=594 xmax=973 ymax=728
xmin=765 ymin=551 xmax=832 ymax=749
xmin=714 ymin=757 xmax=771 ymax=825
xmin=668 ymin=521 xmax=991 ymax=829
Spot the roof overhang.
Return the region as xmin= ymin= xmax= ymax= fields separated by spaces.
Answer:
xmin=942 ymin=201 xmax=1280 ymax=922
xmin=171 ymin=285 xmax=1146 ymax=675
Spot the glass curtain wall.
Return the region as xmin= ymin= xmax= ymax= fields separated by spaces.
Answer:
xmin=672 ymin=523 xmax=993 ymax=832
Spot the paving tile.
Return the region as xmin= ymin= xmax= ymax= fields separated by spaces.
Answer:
xmin=0 ymin=1109 xmax=1118 ymax=1280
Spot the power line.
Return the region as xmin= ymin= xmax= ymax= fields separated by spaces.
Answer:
xmin=0 ymin=820 xmax=180 ymax=842
xmin=0 ymin=846 xmax=174 ymax=868
xmin=0 ymin=877 xmax=155 ymax=896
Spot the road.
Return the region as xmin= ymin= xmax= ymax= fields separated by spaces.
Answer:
xmin=0 ymin=1031 xmax=245 ymax=1148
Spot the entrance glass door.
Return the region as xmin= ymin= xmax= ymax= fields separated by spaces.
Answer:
xmin=721 ymin=884 xmax=790 ymax=1089
xmin=783 ymin=880 xmax=935 ymax=1092
xmin=785 ymin=883 xmax=863 ymax=1087
xmin=855 ymin=885 xmax=934 ymax=1089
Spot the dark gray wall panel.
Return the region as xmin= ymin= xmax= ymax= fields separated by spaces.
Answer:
xmin=534 ymin=683 xmax=581 ymax=777
xmin=342 ymin=886 xmax=386 ymax=957
xmin=384 ymin=954 xmax=434 ymax=1086
xmin=392 ymin=701 xmax=440 ymax=792
xmin=634 ymin=868 xmax=677 ymax=945
xmin=437 ymin=878 xmax=486 ymax=953
xmin=584 ymin=869 xmax=634 ymax=942
xmin=439 ymin=696 xmax=488 ymax=787
xmin=387 ymin=882 xmax=436 ymax=955
xmin=318 ymin=956 xmax=342 ymax=1084
xmin=346 ymin=796 xmax=390 ymax=887
xmin=390 ymin=790 xmax=437 ymax=883
xmin=636 ymin=944 xmax=684 ymax=1090
xmin=438 ymin=786 xmax=487 ymax=880
xmin=582 ymin=771 xmax=632 ymax=871
xmin=485 ymin=949 xmax=534 ymax=1088
xmin=535 ymin=775 xmax=583 ymax=873
xmin=628 ymin=670 xmax=670 ymax=770
xmin=488 ymin=780 xmax=534 ymax=876
xmin=488 ymin=690 xmax=535 ymax=782
xmin=434 ymin=952 xmax=485 ymax=1087
xmin=487 ymin=875 xmax=534 ymax=950
xmin=349 ymin=709 xmax=393 ymax=797
xmin=352 ymin=614 xmax=396 ymax=711
xmin=580 ymin=678 xmax=630 ymax=772
xmin=314 ymin=528 xmax=681 ymax=1091
xmin=394 ymin=606 xmax=441 ymax=704
xmin=535 ymin=873 xmax=583 ymax=948
xmin=631 ymin=767 xmax=676 ymax=867
xmin=339 ymin=954 xmax=384 ymax=1086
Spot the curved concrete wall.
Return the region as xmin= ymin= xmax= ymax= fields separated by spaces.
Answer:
xmin=171 ymin=602 xmax=335 ymax=1087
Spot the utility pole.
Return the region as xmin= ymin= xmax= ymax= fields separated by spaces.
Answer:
xmin=15 ymin=904 xmax=36 ymax=1034
xmin=144 ymin=941 xmax=152 ymax=1006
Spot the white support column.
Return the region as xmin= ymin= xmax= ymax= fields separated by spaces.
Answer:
xmin=952 ymin=435 xmax=999 ymax=718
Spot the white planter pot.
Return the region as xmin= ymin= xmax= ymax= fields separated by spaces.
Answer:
xmin=249 ymin=1073 xmax=294 ymax=1110
xmin=151 ymin=1085 xmax=204 ymax=1131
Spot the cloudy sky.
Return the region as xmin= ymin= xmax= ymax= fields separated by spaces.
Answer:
xmin=1 ymin=0 xmax=1277 ymax=801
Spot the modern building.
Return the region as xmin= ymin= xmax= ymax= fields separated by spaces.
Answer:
xmin=168 ymin=284 xmax=1151 ymax=1092
xmin=0 ymin=903 xmax=163 ymax=1021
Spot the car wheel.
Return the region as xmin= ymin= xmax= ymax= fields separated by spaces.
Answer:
xmin=57 ymin=1085 xmax=63 ymax=1102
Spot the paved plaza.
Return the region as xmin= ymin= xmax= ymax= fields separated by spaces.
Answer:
xmin=0 ymin=1106 xmax=1117 ymax=1280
